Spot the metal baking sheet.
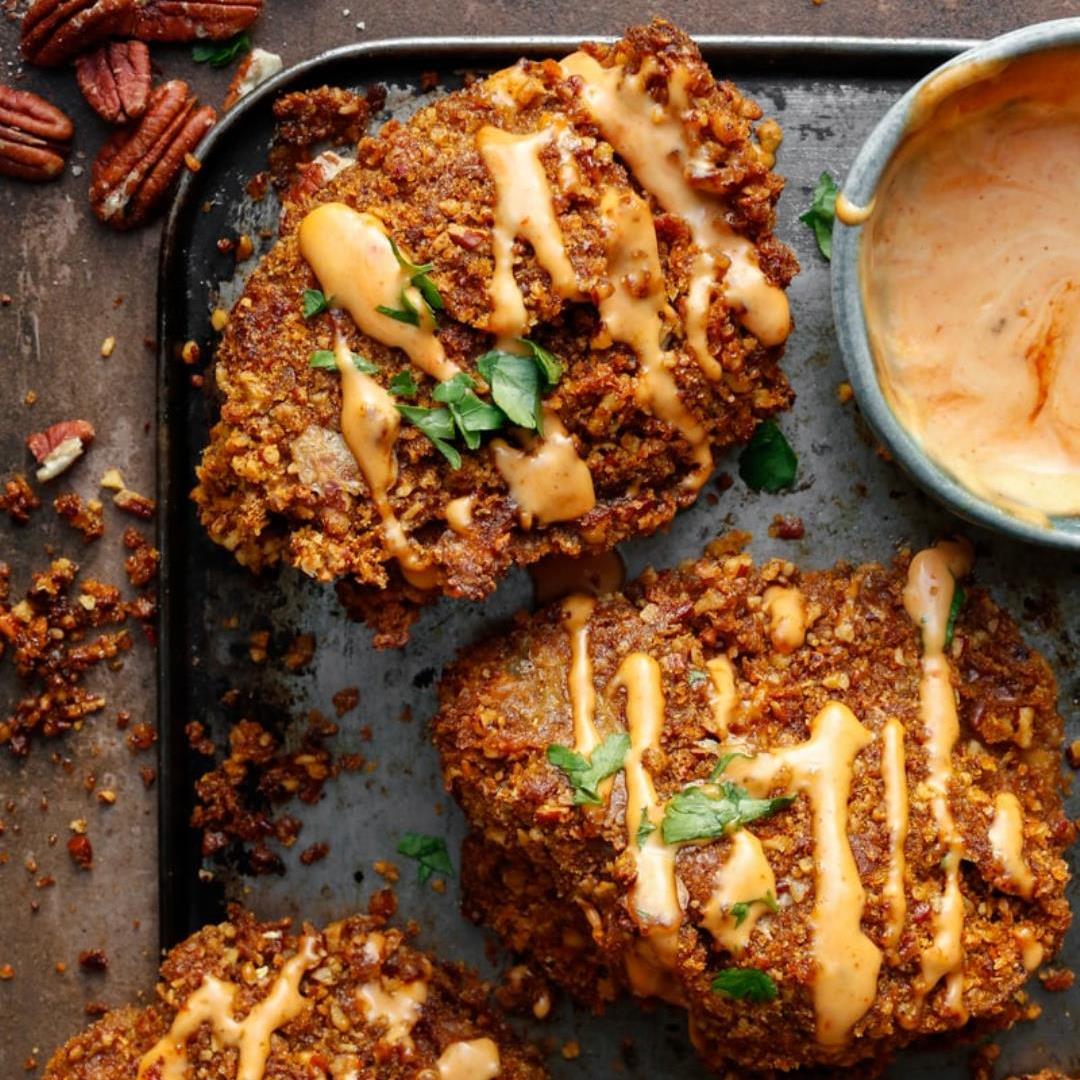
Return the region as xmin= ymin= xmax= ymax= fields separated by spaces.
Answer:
xmin=157 ymin=35 xmax=1079 ymax=1078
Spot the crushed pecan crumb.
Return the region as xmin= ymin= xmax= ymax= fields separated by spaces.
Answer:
xmin=53 ymin=492 xmax=104 ymax=542
xmin=76 ymin=948 xmax=108 ymax=972
xmin=66 ymin=834 xmax=92 ymax=870
xmin=113 ymin=487 xmax=155 ymax=519
xmin=768 ymin=513 xmax=805 ymax=541
xmin=332 ymin=686 xmax=359 ymax=717
xmin=299 ymin=841 xmax=329 ymax=866
xmin=0 ymin=474 xmax=40 ymax=524
xmin=283 ymin=631 xmax=315 ymax=671
xmin=122 ymin=527 xmax=159 ymax=586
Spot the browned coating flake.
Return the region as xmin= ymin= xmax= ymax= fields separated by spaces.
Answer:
xmin=122 ymin=527 xmax=159 ymax=586
xmin=0 ymin=474 xmax=40 ymax=523
xmin=43 ymin=908 xmax=547 ymax=1079
xmin=54 ymin=492 xmax=104 ymax=541
xmin=192 ymin=20 xmax=796 ymax=648
xmin=433 ymin=545 xmax=1072 ymax=1073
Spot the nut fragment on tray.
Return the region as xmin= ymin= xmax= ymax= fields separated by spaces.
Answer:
xmin=43 ymin=907 xmax=547 ymax=1079
xmin=193 ymin=18 xmax=799 ymax=647
xmin=432 ymin=540 xmax=1073 ymax=1073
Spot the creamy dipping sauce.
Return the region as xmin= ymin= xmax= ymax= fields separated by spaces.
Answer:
xmin=860 ymin=48 xmax=1080 ymax=523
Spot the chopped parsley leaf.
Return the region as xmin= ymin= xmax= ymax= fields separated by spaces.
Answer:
xmin=944 ymin=582 xmax=966 ymax=650
xmin=661 ymin=781 xmax=795 ymax=844
xmin=302 ymin=288 xmax=330 ymax=319
xmin=708 ymin=751 xmax=751 ymax=782
xmin=193 ymin=33 xmax=252 ymax=69
xmin=387 ymin=236 xmax=443 ymax=315
xmin=377 ymin=289 xmax=422 ymax=327
xmin=309 ymin=349 xmax=377 ymax=374
xmin=396 ymin=404 xmax=461 ymax=469
xmin=547 ymin=732 xmax=631 ymax=806
xmin=800 ymin=171 xmax=838 ymax=260
xmin=397 ymin=832 xmax=453 ymax=884
xmin=687 ymin=669 xmax=708 ymax=689
xmin=730 ymin=891 xmax=779 ymax=927
xmin=711 ymin=967 xmax=778 ymax=1003
xmin=636 ymin=809 xmax=656 ymax=848
xmin=738 ymin=420 xmax=797 ymax=493
xmin=388 ymin=370 xmax=420 ymax=399
xmin=476 ymin=349 xmax=543 ymax=431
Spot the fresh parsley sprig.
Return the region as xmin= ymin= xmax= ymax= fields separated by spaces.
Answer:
xmin=800 ymin=171 xmax=838 ymax=260
xmin=396 ymin=405 xmax=461 ymax=469
xmin=433 ymin=373 xmax=506 ymax=450
xmin=397 ymin=832 xmax=453 ymax=884
xmin=547 ymin=732 xmax=631 ymax=806
xmin=309 ymin=349 xmax=378 ymax=374
xmin=389 ymin=370 xmax=419 ymax=399
xmin=738 ymin=420 xmax=797 ymax=493
xmin=661 ymin=781 xmax=794 ymax=844
xmin=302 ymin=288 xmax=330 ymax=319
xmin=944 ymin=582 xmax=966 ymax=650
xmin=193 ymin=33 xmax=251 ymax=69
xmin=377 ymin=288 xmax=422 ymax=327
xmin=730 ymin=891 xmax=779 ymax=927
xmin=387 ymin=236 xmax=444 ymax=315
xmin=711 ymin=967 xmax=778 ymax=1003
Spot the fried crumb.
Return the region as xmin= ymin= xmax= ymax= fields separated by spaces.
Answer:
xmin=249 ymin=630 xmax=270 ymax=663
xmin=24 ymin=390 xmax=36 ymax=406
xmin=53 ymin=493 xmax=104 ymax=542
xmin=113 ymin=488 xmax=156 ymax=520
xmin=373 ymin=860 xmax=399 ymax=883
xmin=1066 ymin=738 xmax=1080 ymax=769
xmin=180 ymin=340 xmax=201 ymax=365
xmin=125 ymin=723 xmax=156 ymax=754
xmin=99 ymin=469 xmax=124 ymax=491
xmin=299 ymin=841 xmax=329 ymax=865
xmin=283 ymin=632 xmax=316 ymax=671
xmin=0 ymin=475 xmax=40 ymax=524
xmin=139 ymin=767 xmax=156 ymax=788
xmin=0 ymin=964 xmax=13 ymax=980
xmin=332 ymin=686 xmax=360 ymax=717
xmin=99 ymin=337 xmax=116 ymax=359
xmin=561 ymin=1040 xmax=581 ymax=1061
xmin=122 ymin=528 xmax=160 ymax=587
xmin=1038 ymin=966 xmax=1075 ymax=992
xmin=837 ymin=380 xmax=854 ymax=404
xmin=77 ymin=949 xmax=108 ymax=972
xmin=66 ymin=834 xmax=92 ymax=870
xmin=768 ymin=513 xmax=805 ymax=541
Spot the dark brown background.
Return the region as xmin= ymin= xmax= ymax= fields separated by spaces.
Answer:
xmin=0 ymin=0 xmax=1077 ymax=1073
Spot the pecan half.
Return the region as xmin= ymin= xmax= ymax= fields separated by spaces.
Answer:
xmin=131 ymin=0 xmax=262 ymax=43
xmin=0 ymin=85 xmax=73 ymax=183
xmin=76 ymin=40 xmax=151 ymax=124
xmin=27 ymin=419 xmax=95 ymax=481
xmin=22 ymin=0 xmax=261 ymax=67
xmin=20 ymin=0 xmax=134 ymax=68
xmin=90 ymin=80 xmax=215 ymax=230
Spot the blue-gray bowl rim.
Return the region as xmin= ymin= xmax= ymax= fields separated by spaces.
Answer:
xmin=830 ymin=17 xmax=1080 ymax=550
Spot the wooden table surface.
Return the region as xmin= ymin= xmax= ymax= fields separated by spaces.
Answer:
xmin=1 ymin=0 xmax=1077 ymax=1072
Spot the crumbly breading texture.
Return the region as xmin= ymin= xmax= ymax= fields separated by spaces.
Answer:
xmin=432 ymin=546 xmax=1073 ymax=1073
xmin=192 ymin=19 xmax=797 ymax=646
xmin=44 ymin=909 xmax=547 ymax=1079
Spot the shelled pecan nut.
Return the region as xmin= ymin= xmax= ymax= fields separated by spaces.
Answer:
xmin=90 ymin=80 xmax=215 ymax=230
xmin=20 ymin=0 xmax=135 ymax=68
xmin=130 ymin=0 xmax=262 ymax=43
xmin=75 ymin=40 xmax=151 ymax=124
xmin=22 ymin=0 xmax=261 ymax=67
xmin=0 ymin=85 xmax=74 ymax=182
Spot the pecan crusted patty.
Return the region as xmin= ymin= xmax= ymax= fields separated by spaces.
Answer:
xmin=192 ymin=19 xmax=798 ymax=647
xmin=432 ymin=545 xmax=1073 ymax=1073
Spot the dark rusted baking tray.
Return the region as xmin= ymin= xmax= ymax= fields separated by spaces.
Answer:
xmin=157 ymin=34 xmax=1079 ymax=1078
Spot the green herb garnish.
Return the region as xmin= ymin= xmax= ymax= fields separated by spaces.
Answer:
xmin=193 ymin=33 xmax=252 ymax=68
xmin=433 ymin=372 xmax=506 ymax=449
xmin=711 ymin=967 xmax=778 ymax=1003
xmin=309 ymin=349 xmax=378 ymax=374
xmin=387 ymin=236 xmax=444 ymax=315
xmin=800 ymin=171 xmax=838 ymax=260
xmin=389 ymin=370 xmax=420 ymax=399
xmin=687 ymin=669 xmax=708 ymax=689
xmin=661 ymin=782 xmax=794 ymax=844
xmin=738 ymin=420 xmax=797 ymax=493
xmin=547 ymin=732 xmax=631 ymax=806
xmin=396 ymin=404 xmax=461 ymax=469
xmin=517 ymin=337 xmax=563 ymax=386
xmin=636 ymin=809 xmax=656 ymax=848
xmin=944 ymin=582 xmax=967 ymax=650
xmin=377 ymin=289 xmax=422 ymax=327
xmin=302 ymin=288 xmax=330 ymax=319
xmin=397 ymin=832 xmax=453 ymax=884
xmin=477 ymin=350 xmax=544 ymax=431
xmin=730 ymin=891 xmax=779 ymax=927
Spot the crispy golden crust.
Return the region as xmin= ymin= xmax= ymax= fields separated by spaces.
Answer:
xmin=192 ymin=19 xmax=797 ymax=646
xmin=43 ymin=909 xmax=547 ymax=1079
xmin=432 ymin=546 xmax=1073 ymax=1072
